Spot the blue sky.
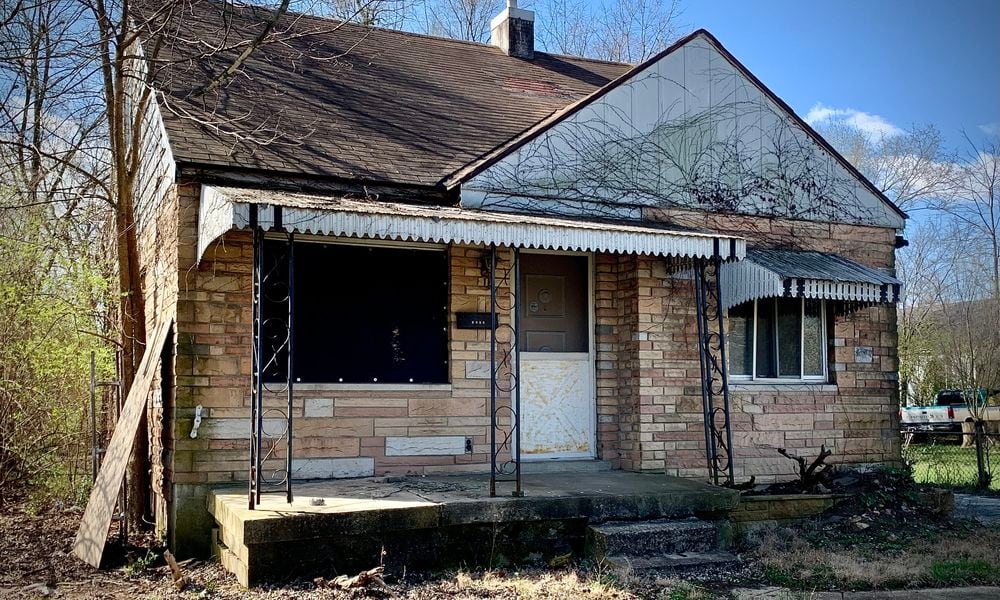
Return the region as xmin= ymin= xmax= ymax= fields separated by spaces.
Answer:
xmin=680 ymin=0 xmax=1000 ymax=150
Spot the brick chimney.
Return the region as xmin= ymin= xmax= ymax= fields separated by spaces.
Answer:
xmin=490 ymin=0 xmax=535 ymax=59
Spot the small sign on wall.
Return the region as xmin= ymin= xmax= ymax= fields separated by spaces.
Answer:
xmin=854 ymin=346 xmax=874 ymax=363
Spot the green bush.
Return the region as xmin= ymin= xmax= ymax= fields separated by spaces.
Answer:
xmin=0 ymin=209 xmax=114 ymax=505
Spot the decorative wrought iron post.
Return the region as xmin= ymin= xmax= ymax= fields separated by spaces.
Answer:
xmin=285 ymin=236 xmax=295 ymax=504
xmin=249 ymin=222 xmax=263 ymax=509
xmin=693 ymin=257 xmax=736 ymax=486
xmin=249 ymin=205 xmax=295 ymax=509
xmin=489 ymin=244 xmax=522 ymax=497
xmin=489 ymin=244 xmax=496 ymax=496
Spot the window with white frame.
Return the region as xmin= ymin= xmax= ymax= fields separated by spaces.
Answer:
xmin=728 ymin=298 xmax=827 ymax=381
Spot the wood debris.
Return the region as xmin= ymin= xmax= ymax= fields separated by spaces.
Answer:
xmin=315 ymin=566 xmax=386 ymax=591
xmin=163 ymin=550 xmax=187 ymax=590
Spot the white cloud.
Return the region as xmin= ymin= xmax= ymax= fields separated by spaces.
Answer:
xmin=805 ymin=102 xmax=904 ymax=140
xmin=979 ymin=122 xmax=1000 ymax=136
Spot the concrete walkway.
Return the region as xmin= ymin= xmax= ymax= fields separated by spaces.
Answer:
xmin=733 ymin=586 xmax=1000 ymax=599
xmin=953 ymin=493 xmax=1000 ymax=524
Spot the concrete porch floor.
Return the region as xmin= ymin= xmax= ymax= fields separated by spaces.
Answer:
xmin=209 ymin=471 xmax=740 ymax=586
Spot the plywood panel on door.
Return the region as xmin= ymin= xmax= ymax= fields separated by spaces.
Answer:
xmin=518 ymin=253 xmax=594 ymax=460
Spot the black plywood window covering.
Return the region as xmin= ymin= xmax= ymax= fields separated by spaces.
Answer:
xmin=263 ymin=241 xmax=448 ymax=384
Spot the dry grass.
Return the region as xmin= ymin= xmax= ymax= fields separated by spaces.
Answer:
xmin=751 ymin=524 xmax=1000 ymax=590
xmin=448 ymin=569 xmax=637 ymax=598
xmin=443 ymin=566 xmax=716 ymax=599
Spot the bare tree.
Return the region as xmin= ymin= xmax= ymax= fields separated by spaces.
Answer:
xmin=1 ymin=0 xmax=379 ymax=525
xmin=422 ymin=0 xmax=501 ymax=41
xmin=933 ymin=135 xmax=1000 ymax=300
xmin=421 ymin=0 xmax=683 ymax=61
xmin=0 ymin=0 xmax=115 ymax=503
xmin=534 ymin=0 xmax=595 ymax=57
xmin=895 ymin=223 xmax=954 ymax=405
xmin=818 ymin=122 xmax=961 ymax=408
xmin=316 ymin=0 xmax=413 ymax=27
xmin=593 ymin=0 xmax=682 ymax=63
xmin=816 ymin=122 xmax=955 ymax=212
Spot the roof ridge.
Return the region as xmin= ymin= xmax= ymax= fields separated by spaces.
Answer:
xmin=225 ymin=0 xmax=630 ymax=64
xmin=536 ymin=51 xmax=632 ymax=67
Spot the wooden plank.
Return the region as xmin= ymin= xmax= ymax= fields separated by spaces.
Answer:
xmin=73 ymin=319 xmax=172 ymax=568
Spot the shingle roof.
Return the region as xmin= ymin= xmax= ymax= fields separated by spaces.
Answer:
xmin=149 ymin=1 xmax=629 ymax=188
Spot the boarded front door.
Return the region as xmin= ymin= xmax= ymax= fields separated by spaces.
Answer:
xmin=518 ymin=253 xmax=594 ymax=459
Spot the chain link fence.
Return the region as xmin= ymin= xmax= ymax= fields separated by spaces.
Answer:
xmin=901 ymin=427 xmax=999 ymax=491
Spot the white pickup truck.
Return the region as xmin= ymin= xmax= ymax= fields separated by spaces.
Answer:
xmin=900 ymin=389 xmax=1000 ymax=434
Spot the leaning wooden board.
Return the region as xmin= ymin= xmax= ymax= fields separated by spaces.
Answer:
xmin=74 ymin=319 xmax=172 ymax=568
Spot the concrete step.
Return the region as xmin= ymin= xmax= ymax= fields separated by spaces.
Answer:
xmin=605 ymin=551 xmax=740 ymax=571
xmin=588 ymin=518 xmax=718 ymax=559
xmin=519 ymin=459 xmax=613 ymax=474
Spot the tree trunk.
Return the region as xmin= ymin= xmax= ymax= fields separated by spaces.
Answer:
xmin=116 ymin=196 xmax=149 ymax=531
xmin=992 ymin=237 xmax=999 ymax=301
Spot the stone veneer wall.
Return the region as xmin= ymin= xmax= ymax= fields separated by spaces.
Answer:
xmin=135 ymin=182 xmax=179 ymax=541
xmin=159 ymin=181 xmax=901 ymax=556
xmin=168 ymin=182 xmax=522 ymax=555
xmin=634 ymin=208 xmax=902 ymax=481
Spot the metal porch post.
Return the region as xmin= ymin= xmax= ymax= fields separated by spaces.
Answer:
xmin=248 ymin=208 xmax=295 ymax=508
xmin=488 ymin=244 xmax=522 ymax=497
xmin=513 ymin=246 xmax=522 ymax=496
xmin=693 ymin=256 xmax=736 ymax=486
xmin=693 ymin=262 xmax=718 ymax=479
xmin=713 ymin=256 xmax=736 ymax=481
xmin=286 ymin=233 xmax=294 ymax=504
xmin=250 ymin=214 xmax=263 ymax=509
xmin=489 ymin=244 xmax=498 ymax=497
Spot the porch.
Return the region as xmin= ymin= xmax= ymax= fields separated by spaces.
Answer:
xmin=209 ymin=469 xmax=739 ymax=586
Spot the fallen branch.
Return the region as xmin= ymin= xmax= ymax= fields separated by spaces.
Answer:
xmin=777 ymin=444 xmax=833 ymax=487
xmin=319 ymin=566 xmax=386 ymax=591
xmin=163 ymin=551 xmax=186 ymax=591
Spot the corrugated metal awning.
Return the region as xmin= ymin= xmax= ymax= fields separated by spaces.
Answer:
xmin=197 ymin=186 xmax=745 ymax=262
xmin=720 ymin=247 xmax=901 ymax=308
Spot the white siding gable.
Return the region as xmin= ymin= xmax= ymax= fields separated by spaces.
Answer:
xmin=462 ymin=33 xmax=904 ymax=229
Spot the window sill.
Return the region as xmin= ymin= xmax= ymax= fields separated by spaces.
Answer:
xmin=294 ymin=383 xmax=453 ymax=392
xmin=729 ymin=382 xmax=838 ymax=393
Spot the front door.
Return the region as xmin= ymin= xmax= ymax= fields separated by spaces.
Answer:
xmin=518 ymin=253 xmax=594 ymax=460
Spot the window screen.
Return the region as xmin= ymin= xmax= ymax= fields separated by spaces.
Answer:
xmin=755 ymin=300 xmax=776 ymax=378
xmin=262 ymin=240 xmax=448 ymax=384
xmin=729 ymin=297 xmax=827 ymax=381
xmin=727 ymin=302 xmax=753 ymax=376
xmin=802 ymin=299 xmax=824 ymax=376
xmin=776 ymin=298 xmax=802 ymax=378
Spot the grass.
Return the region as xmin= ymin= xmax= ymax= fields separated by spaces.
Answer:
xmin=751 ymin=522 xmax=1000 ymax=590
xmin=902 ymin=441 xmax=999 ymax=491
xmin=122 ymin=550 xmax=159 ymax=577
xmin=930 ymin=558 xmax=994 ymax=585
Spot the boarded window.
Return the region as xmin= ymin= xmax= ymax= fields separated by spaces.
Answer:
xmin=263 ymin=241 xmax=448 ymax=384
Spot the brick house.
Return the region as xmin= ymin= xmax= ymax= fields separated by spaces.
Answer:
xmin=133 ymin=2 xmax=906 ymax=557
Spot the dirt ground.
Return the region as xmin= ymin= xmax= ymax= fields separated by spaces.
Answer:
xmin=746 ymin=471 xmax=1000 ymax=591
xmin=4 ymin=477 xmax=1000 ymax=599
